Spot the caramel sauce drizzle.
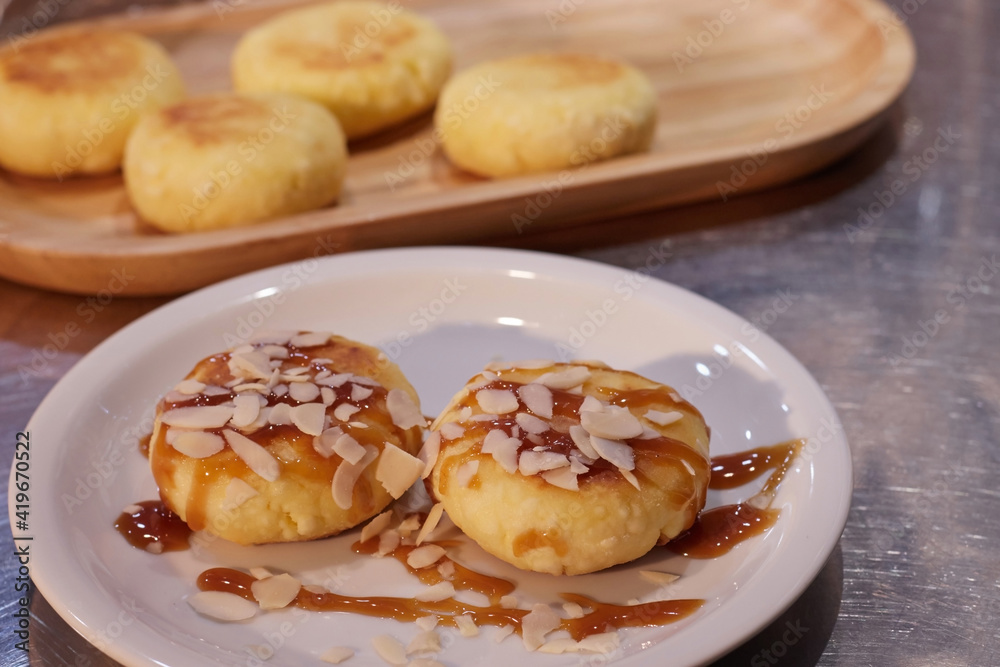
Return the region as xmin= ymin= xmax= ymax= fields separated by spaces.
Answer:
xmin=666 ymin=439 xmax=804 ymax=558
xmin=114 ymin=500 xmax=192 ymax=553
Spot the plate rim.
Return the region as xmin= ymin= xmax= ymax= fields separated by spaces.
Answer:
xmin=13 ymin=246 xmax=853 ymax=666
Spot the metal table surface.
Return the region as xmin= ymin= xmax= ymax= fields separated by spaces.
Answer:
xmin=1 ymin=0 xmax=998 ymax=665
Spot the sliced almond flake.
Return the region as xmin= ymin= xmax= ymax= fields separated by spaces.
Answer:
xmin=639 ymin=570 xmax=680 ymax=585
xmin=539 ymin=636 xmax=621 ymax=654
xmin=290 ymin=332 xmax=333 ymax=348
xmin=484 ymin=360 xmax=513 ymax=372
xmin=290 ymin=403 xmax=327 ymax=436
xmin=470 ymin=412 xmax=499 ymax=422
xmin=223 ymin=429 xmax=280 ymax=481
xmin=282 ymin=373 xmax=310 ymax=383
xmin=225 ymin=378 xmax=242 ymax=388
xmin=145 ymin=541 xmax=164 ymax=554
xmin=350 ymin=374 xmax=381 ymax=387
xmin=515 ymin=412 xmax=549 ymax=434
xmin=454 ymin=614 xmax=479 ymax=637
xmin=161 ymin=405 xmax=235 ymax=429
xmin=371 ymin=634 xmax=407 ymax=666
xmin=259 ymin=344 xmax=290 ymax=359
xmin=492 ymin=438 xmax=520 ymax=474
xmin=232 ymin=382 xmax=269 ymax=395
xmin=228 ymin=350 xmax=272 ymax=380
xmin=526 ymin=433 xmax=544 ymax=446
xmin=360 ymin=510 xmax=394 ymax=543
xmin=522 ymin=603 xmax=561 ymax=651
xmin=222 ymin=478 xmax=259 ymax=510
xmin=303 ymin=584 xmax=327 ymax=594
xmin=386 ymin=389 xmax=424 ymax=430
xmin=517 ymin=383 xmax=553 ymax=419
xmin=398 ymin=514 xmax=422 ymax=534
xmin=590 ymin=435 xmax=635 ymax=471
xmin=439 ymin=421 xmax=465 ymax=440
xmin=164 ymin=427 xmax=187 ymax=445
xmin=580 ymin=395 xmax=604 ymax=413
xmin=619 ymin=468 xmax=640 ymax=490
xmin=494 ymin=625 xmax=515 ymax=642
xmin=415 ymin=616 xmax=438 ymax=631
xmin=645 ymin=409 xmax=683 ymax=426
xmin=568 ymin=425 xmax=600 ymax=460
xmin=249 ymin=331 xmax=294 ymax=346
xmin=289 ymin=382 xmax=320 ymax=403
xmin=414 ymin=581 xmax=454 ymax=602
xmin=682 ymin=459 xmax=697 ymax=475
xmin=482 ymin=429 xmax=512 ymax=454
xmin=231 ymin=394 xmax=262 ymax=428
xmin=187 ymin=591 xmax=256 ymax=621
xmin=575 ymin=631 xmax=621 ymax=654
xmin=499 ymin=594 xmax=518 ymax=609
xmin=534 ymin=366 xmax=591 ymax=390
xmin=408 ymin=660 xmax=445 ymax=667
xmin=202 ymin=385 xmax=230 ymax=396
xmin=334 ymin=403 xmax=361 ymax=422
xmin=511 ymin=425 xmax=521 ymax=438
xmin=174 ymin=379 xmax=206 ymax=395
xmin=562 ymin=601 xmax=585 ymax=618
xmin=511 ymin=359 xmax=555 ymax=370
xmin=272 ymin=383 xmax=289 ymax=397
xmin=251 ymin=573 xmax=301 ymax=609
xmin=638 ymin=425 xmax=661 ymax=439
xmin=333 ymin=432 xmax=366 ymax=464
xmin=581 ymin=406 xmax=643 ymax=440
xmin=519 ymin=451 xmax=570 ymax=476
xmin=314 ymin=369 xmax=332 ymax=380
xmin=311 ymin=357 xmax=333 ymax=365
xmin=316 ymin=372 xmax=352 ymax=388
xmin=458 ymin=406 xmax=473 ymax=421
xmin=418 ymin=432 xmax=441 ymax=479
xmin=456 ymin=460 xmax=480 ymax=487
xmin=122 ymin=504 xmax=143 ymax=515
xmin=406 ymin=629 xmax=441 ymax=654
xmin=268 ymin=402 xmax=293 ymax=425
xmin=568 ymin=455 xmax=590 ymax=474
xmin=321 ymin=387 xmax=336 ymax=405
xmin=407 ymin=544 xmax=446 ymax=569
xmin=171 ymin=431 xmax=225 ymax=458
xmin=348 ymin=421 xmax=368 ymax=429
xmin=475 ymin=389 xmax=519 ymax=414
xmin=377 ymin=528 xmax=401 ymax=556
xmin=415 ymin=502 xmax=444 ymax=546
xmin=375 ymin=444 xmax=424 ymax=499
xmin=320 ymin=646 xmax=354 ymax=664
xmin=266 ymin=367 xmax=281 ymax=389
xmin=350 ymin=384 xmax=374 ymax=402
xmin=437 ymin=559 xmax=455 ymax=580
xmin=541 ymin=466 xmax=579 ymax=491
xmin=231 ymin=344 xmax=254 ymax=355
xmin=249 ymin=566 xmax=272 ymax=580
xmin=282 ymin=366 xmax=310 ymax=376
xmin=332 ymin=445 xmax=378 ymax=510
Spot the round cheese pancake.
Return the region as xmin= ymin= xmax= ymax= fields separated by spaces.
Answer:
xmin=434 ymin=53 xmax=657 ymax=178
xmin=425 ymin=360 xmax=709 ymax=575
xmin=0 ymin=29 xmax=184 ymax=178
xmin=149 ymin=332 xmax=426 ymax=545
xmin=232 ymin=1 xmax=452 ymax=139
xmin=123 ymin=92 xmax=347 ymax=232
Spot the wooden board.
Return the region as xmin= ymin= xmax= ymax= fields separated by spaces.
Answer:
xmin=0 ymin=0 xmax=915 ymax=295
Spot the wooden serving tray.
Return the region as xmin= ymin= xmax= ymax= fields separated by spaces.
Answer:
xmin=0 ymin=0 xmax=914 ymax=295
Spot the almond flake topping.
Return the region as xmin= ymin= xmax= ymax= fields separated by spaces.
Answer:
xmin=580 ymin=406 xmax=643 ymax=440
xmin=290 ymin=403 xmax=327 ymax=436
xmin=316 ymin=372 xmax=352 ymax=388
xmin=522 ymin=603 xmax=561 ymax=651
xmin=562 ymin=601 xmax=585 ymax=618
xmin=375 ymin=444 xmax=424 ymax=499
xmin=171 ymin=431 xmax=225 ymax=458
xmin=499 ymin=595 xmax=518 ymax=609
xmin=518 ymin=382 xmax=553 ymax=418
xmin=272 ymin=384 xmax=289 ymax=397
xmin=223 ymin=429 xmax=280 ymax=481
xmin=351 ymin=374 xmax=381 ymax=387
xmin=320 ymin=387 xmax=336 ymax=405
xmin=360 ymin=510 xmax=394 ymax=543
xmin=333 ymin=403 xmax=361 ymax=422
xmin=407 ymin=629 xmax=442 ymax=654
xmin=455 ymin=614 xmax=479 ymax=637
xmin=249 ymin=566 xmax=272 ymax=580
xmin=439 ymin=421 xmax=465 ymax=440
xmin=312 ymin=427 xmax=341 ymax=458
xmin=518 ymin=451 xmax=570 ymax=476
xmin=268 ymin=402 xmax=292 ymax=425
xmin=290 ymin=332 xmax=332 ymax=348
xmin=386 ymin=389 xmax=424 ymax=429
xmin=639 ymin=570 xmax=680 ymax=585
xmin=187 ymin=591 xmax=257 ymax=621
xmin=414 ymin=581 xmax=454 ymax=602
xmin=371 ymin=634 xmax=407 ymax=666
xmin=456 ymin=460 xmax=480 ymax=487
xmin=350 ymin=384 xmax=374 ymax=402
xmin=231 ymin=394 xmax=261 ymax=428
xmin=332 ymin=445 xmax=378 ymax=509
xmin=515 ymin=412 xmax=549 ymax=434
xmin=161 ymin=405 xmax=235 ymax=429
xmin=249 ymin=331 xmax=294 ymax=346
xmin=259 ymin=344 xmax=290 ymax=359
xmin=418 ymin=431 xmax=441 ymax=479
xmin=476 ymin=389 xmax=519 ymax=414
xmin=407 ymin=544 xmax=446 ymax=569
xmin=202 ymin=385 xmax=230 ymax=396
xmin=541 ymin=466 xmax=579 ymax=491
xmin=415 ymin=616 xmax=439 ymax=631
xmin=590 ymin=435 xmax=636 ymax=471
xmin=333 ymin=432 xmax=366 ymax=464
xmin=415 ymin=503 xmax=444 ymax=545
xmin=251 ymin=573 xmax=301 ymax=610
xmin=228 ymin=350 xmax=272 ymax=380
xmin=645 ymin=409 xmax=683 ymax=426
xmin=173 ymin=379 xmax=206 ymax=395
xmin=619 ymin=467 xmax=640 ymax=490
xmin=495 ymin=625 xmax=515 ymax=642
xmin=568 ymin=425 xmax=600 ymax=460
xmin=222 ymin=478 xmax=258 ymax=510
xmin=534 ymin=366 xmax=591 ymax=390
xmin=289 ymin=381 xmax=320 ymax=403
xmin=320 ymin=647 xmax=355 ymax=664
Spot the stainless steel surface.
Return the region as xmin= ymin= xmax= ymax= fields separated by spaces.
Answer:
xmin=1 ymin=0 xmax=998 ymax=665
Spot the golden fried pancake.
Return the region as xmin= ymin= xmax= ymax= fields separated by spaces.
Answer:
xmin=123 ymin=92 xmax=347 ymax=232
xmin=435 ymin=53 xmax=657 ymax=177
xmin=232 ymin=1 xmax=452 ymax=139
xmin=425 ymin=360 xmax=709 ymax=575
xmin=0 ymin=29 xmax=184 ymax=178
xmin=149 ymin=332 xmax=426 ymax=545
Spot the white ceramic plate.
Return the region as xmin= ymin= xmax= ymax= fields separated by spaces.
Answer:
xmin=14 ymin=247 xmax=851 ymax=667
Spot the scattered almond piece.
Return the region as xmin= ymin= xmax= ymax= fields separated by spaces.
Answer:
xmin=187 ymin=591 xmax=257 ymax=621
xmin=174 ymin=379 xmax=206 ymax=395
xmin=386 ymin=389 xmax=425 ymax=429
xmin=439 ymin=421 xmax=465 ymax=440
xmin=406 ymin=629 xmax=441 ymax=654
xmin=268 ymin=402 xmax=293 ymax=425
xmin=248 ymin=566 xmax=272 ymax=580
xmin=494 ymin=625 xmax=515 ymax=642
xmin=562 ymin=601 xmax=585 ymax=618
xmin=171 ymin=431 xmax=225 ymax=458
xmin=372 ymin=634 xmax=407 ymax=666
xmin=476 ymin=388 xmax=519 ymax=414
xmin=350 ymin=384 xmax=374 ymax=402
xmin=375 ymin=444 xmax=424 ymax=498
xmin=407 ymin=544 xmax=447 ymax=569
xmin=360 ymin=510 xmax=394 ymax=543
xmin=639 ymin=570 xmax=680 ymax=585
xmin=290 ymin=403 xmax=327 ymax=436
xmin=418 ymin=432 xmax=441 ymax=479
xmin=499 ymin=595 xmax=518 ymax=609
xmin=645 ymin=409 xmax=683 ymax=426
xmin=222 ymin=478 xmax=259 ymax=510
xmin=415 ymin=503 xmax=444 ymax=545
xmin=522 ymin=603 xmax=561 ymax=651
xmin=289 ymin=381 xmax=320 ymax=403
xmin=515 ymin=412 xmax=549 ymax=434
xmin=223 ymin=429 xmax=280 ymax=481
xmin=251 ymin=573 xmax=301 ymax=609
xmin=334 ymin=403 xmax=361 ymax=422
xmin=518 ymin=383 xmax=553 ymax=419
xmin=518 ymin=451 xmax=570 ymax=476
xmin=580 ymin=406 xmax=643 ymax=440
xmin=534 ymin=366 xmax=591 ymax=390
xmin=231 ymin=394 xmax=262 ymax=428
xmin=619 ymin=468 xmax=641 ymax=490
xmin=161 ymin=405 xmax=235 ymax=430
xmin=415 ymin=616 xmax=438 ymax=631
xmin=290 ymin=331 xmax=332 ymax=348
xmin=456 ymin=460 xmax=480 ymax=487
xmin=320 ymin=646 xmax=355 ymax=664
xmin=541 ymin=466 xmax=579 ymax=491
xmin=589 ymin=435 xmax=636 ymax=471
xmin=332 ymin=444 xmax=379 ymax=509
xmin=454 ymin=614 xmax=479 ymax=637
xmin=414 ymin=582 xmax=454 ymax=602
xmin=333 ymin=433 xmax=366 ymax=465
